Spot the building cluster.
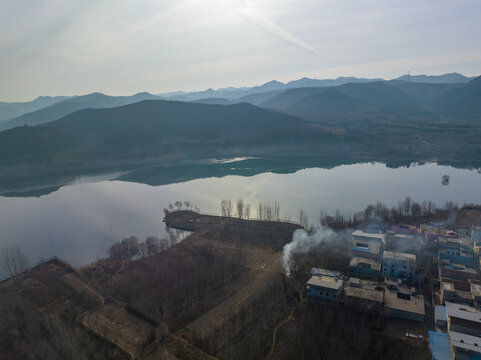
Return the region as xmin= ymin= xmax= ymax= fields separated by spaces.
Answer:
xmin=430 ymin=226 xmax=481 ymax=359
xmin=305 ymin=223 xmax=481 ymax=359
xmin=306 ymin=226 xmax=426 ymax=322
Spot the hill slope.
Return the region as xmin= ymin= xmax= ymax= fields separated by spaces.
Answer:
xmin=431 ymin=76 xmax=481 ymax=117
xmin=0 ymin=95 xmax=69 ymax=121
xmin=0 ymin=100 xmax=316 ymax=179
xmin=0 ymin=92 xmax=160 ymax=130
xmin=260 ymin=81 xmax=432 ymax=119
xmin=284 ymin=88 xmax=378 ymax=120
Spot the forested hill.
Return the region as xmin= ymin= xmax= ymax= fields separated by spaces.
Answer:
xmin=0 ymin=100 xmax=327 ymax=185
xmin=1 ymin=82 xmax=481 ymax=188
xmin=0 ymin=92 xmax=160 ymax=130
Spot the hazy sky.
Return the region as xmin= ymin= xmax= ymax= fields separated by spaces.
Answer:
xmin=1 ymin=0 xmax=481 ymax=101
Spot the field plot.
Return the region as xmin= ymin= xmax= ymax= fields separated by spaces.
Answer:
xmin=80 ymin=304 xmax=154 ymax=358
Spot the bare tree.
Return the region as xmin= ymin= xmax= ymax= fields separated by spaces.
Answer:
xmin=1 ymin=246 xmax=29 ymax=282
xmin=221 ymin=199 xmax=233 ymax=217
xmin=244 ymin=204 xmax=251 ymax=220
xmin=108 ymin=236 xmax=140 ymax=259
xmin=257 ymin=201 xmax=280 ymax=221
xmin=236 ymin=199 xmax=245 ymax=219
xmin=299 ymin=209 xmax=309 ymax=229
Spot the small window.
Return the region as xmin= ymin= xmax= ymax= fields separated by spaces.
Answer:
xmin=461 ymin=340 xmax=464 ymax=343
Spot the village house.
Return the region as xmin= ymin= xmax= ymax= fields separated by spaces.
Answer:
xmin=445 ymin=302 xmax=481 ymax=359
xmin=344 ymin=277 xmax=383 ymax=313
xmin=382 ymin=251 xmax=417 ymax=280
xmin=306 ymin=268 xmax=344 ymax=303
xmin=351 ymin=230 xmax=385 ymax=260
xmin=383 ymin=280 xmax=425 ymax=322
xmin=348 ymin=257 xmax=381 ymax=280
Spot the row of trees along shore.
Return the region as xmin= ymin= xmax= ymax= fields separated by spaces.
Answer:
xmin=218 ymin=197 xmax=469 ymax=231
xmin=104 ymin=196 xmax=475 ymax=261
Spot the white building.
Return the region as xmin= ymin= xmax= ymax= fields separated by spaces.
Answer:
xmin=351 ymin=230 xmax=385 ymax=260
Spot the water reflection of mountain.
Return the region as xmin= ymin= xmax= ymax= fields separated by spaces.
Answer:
xmin=116 ymin=157 xmax=361 ymax=186
xmin=1 ymin=156 xmax=480 ymax=198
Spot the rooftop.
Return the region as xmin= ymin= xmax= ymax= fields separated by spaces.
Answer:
xmin=383 ymin=251 xmax=416 ymax=262
xmin=344 ymin=278 xmax=383 ymax=302
xmin=441 ymin=268 xmax=479 ymax=281
xmin=445 ymin=302 xmax=481 ymax=323
xmin=307 ymin=275 xmax=343 ymax=291
xmin=310 ymin=267 xmax=342 ymax=278
xmin=352 ymin=240 xmax=382 ymax=255
xmin=428 ymin=331 xmax=453 ymax=360
xmin=435 ymin=305 xmax=448 ymax=323
xmin=352 ymin=230 xmax=385 ymax=241
xmin=349 ymin=257 xmax=382 ymax=271
xmin=384 ymin=285 xmax=425 ymax=315
xmin=449 ymin=331 xmax=481 ymax=354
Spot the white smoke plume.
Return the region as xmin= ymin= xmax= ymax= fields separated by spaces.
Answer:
xmin=282 ymin=227 xmax=340 ymax=277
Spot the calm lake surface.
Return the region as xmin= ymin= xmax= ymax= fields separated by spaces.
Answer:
xmin=1 ymin=162 xmax=481 ymax=267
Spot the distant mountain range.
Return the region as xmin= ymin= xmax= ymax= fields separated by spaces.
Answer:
xmin=394 ymin=72 xmax=472 ymax=84
xmin=0 ymin=72 xmax=476 ymax=131
xmin=251 ymin=76 xmax=479 ymax=120
xmin=0 ymin=96 xmax=70 ymax=121
xmin=0 ymin=92 xmax=160 ymax=130
xmin=158 ymin=72 xmax=473 ymax=102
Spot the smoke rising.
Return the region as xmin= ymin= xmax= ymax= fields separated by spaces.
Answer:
xmin=282 ymin=227 xmax=341 ymax=277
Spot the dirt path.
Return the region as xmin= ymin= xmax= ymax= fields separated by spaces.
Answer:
xmin=265 ymin=305 xmax=298 ymax=360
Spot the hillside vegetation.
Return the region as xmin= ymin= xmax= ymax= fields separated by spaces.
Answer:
xmin=0 ymin=77 xmax=480 ymax=188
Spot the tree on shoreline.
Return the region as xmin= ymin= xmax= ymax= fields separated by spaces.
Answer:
xmin=1 ymin=246 xmax=29 ymax=282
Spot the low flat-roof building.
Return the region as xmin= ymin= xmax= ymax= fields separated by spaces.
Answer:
xmin=440 ymin=248 xmax=475 ymax=267
xmin=449 ymin=331 xmax=481 ymax=360
xmin=344 ymin=277 xmax=383 ymax=313
xmin=351 ymin=230 xmax=384 ymax=260
xmin=435 ymin=305 xmax=448 ymax=329
xmin=382 ymin=251 xmax=417 ymax=280
xmin=440 ymin=268 xmax=479 ymax=282
xmin=310 ymin=267 xmax=342 ymax=278
xmin=442 ymin=282 xmax=474 ymax=307
xmin=306 ymin=273 xmax=344 ymax=303
xmin=383 ymin=280 xmax=425 ymax=322
xmin=392 ymin=225 xmax=418 ymax=235
xmin=445 ymin=302 xmax=481 ymax=337
xmin=352 ymin=230 xmax=385 ymax=244
xmin=386 ymin=232 xmax=420 ymax=254
xmin=348 ymin=257 xmax=381 ymax=280
xmin=428 ymin=331 xmax=453 ymax=360
xmin=470 ymin=281 xmax=481 ymax=309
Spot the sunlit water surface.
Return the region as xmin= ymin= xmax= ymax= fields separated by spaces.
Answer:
xmin=1 ymin=162 xmax=480 ymax=266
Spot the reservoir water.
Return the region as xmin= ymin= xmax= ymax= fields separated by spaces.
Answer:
xmin=1 ymin=161 xmax=480 ymax=267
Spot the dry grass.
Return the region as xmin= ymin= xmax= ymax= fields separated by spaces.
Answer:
xmin=80 ymin=304 xmax=154 ymax=358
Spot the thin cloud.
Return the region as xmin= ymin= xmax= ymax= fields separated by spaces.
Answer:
xmin=240 ymin=0 xmax=318 ymax=55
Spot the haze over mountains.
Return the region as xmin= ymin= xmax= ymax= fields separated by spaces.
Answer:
xmin=158 ymin=72 xmax=473 ymax=102
xmin=0 ymin=72 xmax=480 ymax=189
xmin=0 ymin=92 xmax=159 ymax=131
xmin=0 ymin=73 xmax=477 ymax=131
xmin=0 ymin=96 xmax=70 ymax=121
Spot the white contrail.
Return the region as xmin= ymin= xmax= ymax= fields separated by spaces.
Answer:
xmin=240 ymin=0 xmax=318 ymax=55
